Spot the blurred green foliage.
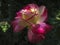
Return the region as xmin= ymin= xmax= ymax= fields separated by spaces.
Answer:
xmin=0 ymin=21 xmax=10 ymax=32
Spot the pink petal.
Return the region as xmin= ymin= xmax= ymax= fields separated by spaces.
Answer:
xmin=24 ymin=4 xmax=39 ymax=10
xmin=13 ymin=24 xmax=24 ymax=32
xmin=41 ymin=7 xmax=48 ymax=22
xmin=11 ymin=19 xmax=26 ymax=32
xmin=43 ymin=23 xmax=52 ymax=33
xmin=37 ymin=6 xmax=48 ymax=24
xmin=28 ymin=23 xmax=52 ymax=43
xmin=16 ymin=11 xmax=23 ymax=19
xmin=32 ymin=24 xmax=46 ymax=34
xmin=39 ymin=23 xmax=52 ymax=33
xmin=28 ymin=28 xmax=45 ymax=43
xmin=27 ymin=24 xmax=45 ymax=43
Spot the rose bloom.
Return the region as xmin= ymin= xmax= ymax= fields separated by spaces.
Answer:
xmin=11 ymin=4 xmax=52 ymax=43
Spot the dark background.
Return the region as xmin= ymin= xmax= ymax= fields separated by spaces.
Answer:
xmin=0 ymin=0 xmax=60 ymax=45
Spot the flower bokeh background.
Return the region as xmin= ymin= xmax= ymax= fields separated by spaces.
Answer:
xmin=0 ymin=0 xmax=60 ymax=45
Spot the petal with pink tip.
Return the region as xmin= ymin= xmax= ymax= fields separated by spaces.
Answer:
xmin=36 ymin=6 xmax=47 ymax=24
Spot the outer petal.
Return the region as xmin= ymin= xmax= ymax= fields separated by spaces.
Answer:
xmin=11 ymin=18 xmax=27 ymax=32
xmin=28 ymin=24 xmax=45 ymax=43
xmin=36 ymin=6 xmax=47 ymax=24
xmin=40 ymin=7 xmax=47 ymax=22
xmin=28 ymin=29 xmax=45 ymax=43
xmin=39 ymin=23 xmax=52 ymax=33
xmin=28 ymin=23 xmax=52 ymax=43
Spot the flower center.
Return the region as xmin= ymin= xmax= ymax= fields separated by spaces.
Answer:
xmin=22 ymin=8 xmax=39 ymax=24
